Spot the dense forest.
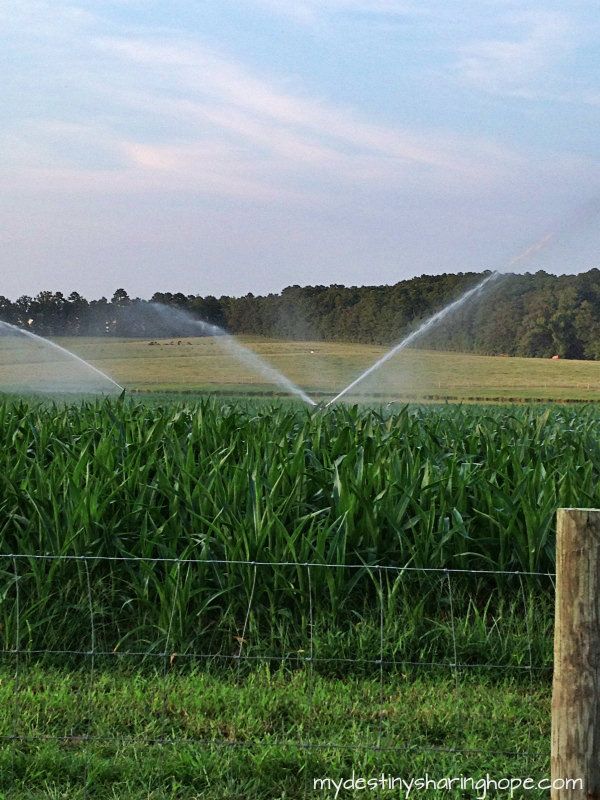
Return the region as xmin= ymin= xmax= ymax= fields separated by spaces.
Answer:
xmin=1 ymin=268 xmax=600 ymax=359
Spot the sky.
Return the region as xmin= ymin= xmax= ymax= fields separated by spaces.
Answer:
xmin=1 ymin=0 xmax=600 ymax=299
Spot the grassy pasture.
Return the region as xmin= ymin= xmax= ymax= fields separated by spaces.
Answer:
xmin=3 ymin=333 xmax=600 ymax=400
xmin=72 ymin=336 xmax=600 ymax=400
xmin=1 ymin=668 xmax=549 ymax=799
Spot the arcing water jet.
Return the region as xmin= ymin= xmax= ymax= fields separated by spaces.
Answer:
xmin=507 ymin=233 xmax=555 ymax=268
xmin=325 ymin=211 xmax=595 ymax=407
xmin=325 ymin=271 xmax=500 ymax=406
xmin=148 ymin=304 xmax=317 ymax=406
xmin=0 ymin=320 xmax=124 ymax=394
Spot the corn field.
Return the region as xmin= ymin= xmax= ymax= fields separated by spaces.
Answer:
xmin=0 ymin=397 xmax=592 ymax=668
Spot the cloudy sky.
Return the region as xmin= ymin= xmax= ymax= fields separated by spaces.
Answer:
xmin=2 ymin=0 xmax=599 ymax=299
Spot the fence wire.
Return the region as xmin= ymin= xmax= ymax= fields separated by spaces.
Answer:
xmin=0 ymin=553 xmax=554 ymax=790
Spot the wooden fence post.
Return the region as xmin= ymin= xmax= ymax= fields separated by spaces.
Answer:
xmin=552 ymin=508 xmax=600 ymax=799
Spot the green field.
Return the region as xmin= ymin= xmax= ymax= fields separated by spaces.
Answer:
xmin=3 ymin=334 xmax=600 ymax=400
xmin=1 ymin=668 xmax=549 ymax=799
xmin=0 ymin=398 xmax=583 ymax=796
xmin=0 ymin=399 xmax=581 ymax=574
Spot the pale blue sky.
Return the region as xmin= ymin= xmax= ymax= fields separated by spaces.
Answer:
xmin=1 ymin=0 xmax=599 ymax=298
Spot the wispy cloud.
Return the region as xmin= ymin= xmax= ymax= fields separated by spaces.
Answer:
xmin=2 ymin=5 xmax=527 ymax=203
xmin=93 ymin=35 xmax=520 ymax=187
xmin=2 ymin=0 xmax=600 ymax=299
xmin=455 ymin=10 xmax=574 ymax=98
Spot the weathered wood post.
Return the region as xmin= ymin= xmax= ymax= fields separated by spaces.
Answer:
xmin=552 ymin=508 xmax=600 ymax=799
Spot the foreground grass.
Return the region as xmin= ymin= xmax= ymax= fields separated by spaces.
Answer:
xmin=0 ymin=666 xmax=550 ymax=799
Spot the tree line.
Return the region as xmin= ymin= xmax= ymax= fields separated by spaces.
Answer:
xmin=1 ymin=269 xmax=600 ymax=359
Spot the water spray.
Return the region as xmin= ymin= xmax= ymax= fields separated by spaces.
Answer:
xmin=323 ymin=213 xmax=588 ymax=408
xmin=507 ymin=232 xmax=555 ymax=268
xmin=0 ymin=321 xmax=124 ymax=393
xmin=149 ymin=304 xmax=317 ymax=406
xmin=325 ymin=271 xmax=500 ymax=407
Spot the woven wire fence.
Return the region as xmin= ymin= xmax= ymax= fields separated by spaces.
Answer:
xmin=0 ymin=554 xmax=555 ymax=794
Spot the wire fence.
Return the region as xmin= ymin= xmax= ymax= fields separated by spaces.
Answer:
xmin=0 ymin=554 xmax=555 ymax=796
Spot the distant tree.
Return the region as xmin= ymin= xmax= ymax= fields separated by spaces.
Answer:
xmin=111 ymin=289 xmax=131 ymax=307
xmin=61 ymin=292 xmax=88 ymax=336
xmin=188 ymin=295 xmax=226 ymax=328
xmin=88 ymin=297 xmax=112 ymax=336
xmin=0 ymin=296 xmax=17 ymax=326
xmin=2 ymin=269 xmax=600 ymax=358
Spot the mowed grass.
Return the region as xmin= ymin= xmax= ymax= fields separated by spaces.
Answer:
xmin=70 ymin=336 xmax=600 ymax=401
xmin=0 ymin=666 xmax=550 ymax=799
xmin=3 ymin=334 xmax=600 ymax=400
